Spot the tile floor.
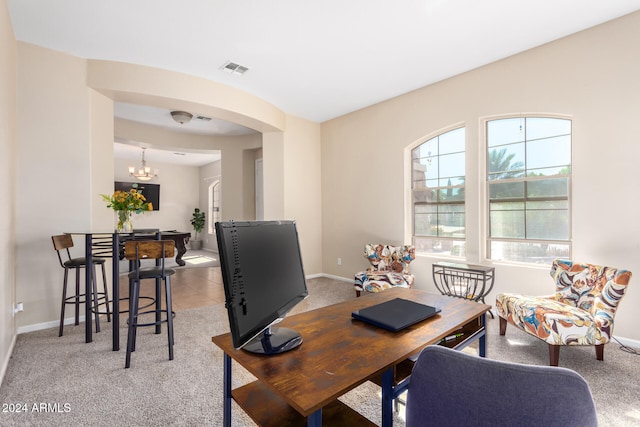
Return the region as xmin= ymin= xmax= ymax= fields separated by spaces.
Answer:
xmin=118 ymin=265 xmax=226 ymax=312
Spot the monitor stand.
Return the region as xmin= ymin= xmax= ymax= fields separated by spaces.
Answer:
xmin=243 ymin=326 xmax=303 ymax=355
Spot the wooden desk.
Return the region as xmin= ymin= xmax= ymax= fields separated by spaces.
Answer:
xmin=212 ymin=288 xmax=490 ymax=427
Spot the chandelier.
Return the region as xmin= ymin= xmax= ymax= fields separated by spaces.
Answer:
xmin=128 ymin=148 xmax=158 ymax=181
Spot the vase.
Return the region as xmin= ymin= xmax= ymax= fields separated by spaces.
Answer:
xmin=116 ymin=210 xmax=133 ymax=232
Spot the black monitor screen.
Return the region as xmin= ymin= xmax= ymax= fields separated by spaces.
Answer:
xmin=216 ymin=220 xmax=308 ymax=354
xmin=115 ymin=181 xmax=160 ymax=211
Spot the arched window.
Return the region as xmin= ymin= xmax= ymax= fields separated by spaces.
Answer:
xmin=208 ymin=180 xmax=221 ymax=234
xmin=411 ymin=127 xmax=466 ymax=256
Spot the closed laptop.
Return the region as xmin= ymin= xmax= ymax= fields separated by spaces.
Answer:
xmin=352 ymin=298 xmax=441 ymax=332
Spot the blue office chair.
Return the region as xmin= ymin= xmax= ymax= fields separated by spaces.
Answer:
xmin=406 ymin=346 xmax=598 ymax=427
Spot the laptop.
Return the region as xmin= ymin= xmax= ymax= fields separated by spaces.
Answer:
xmin=352 ymin=298 xmax=441 ymax=332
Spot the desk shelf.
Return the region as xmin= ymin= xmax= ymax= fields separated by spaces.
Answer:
xmin=369 ymin=315 xmax=485 ymax=389
xmin=233 ymin=381 xmax=375 ymax=427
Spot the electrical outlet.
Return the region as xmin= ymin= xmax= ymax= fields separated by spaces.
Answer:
xmin=13 ymin=302 xmax=24 ymax=316
xmin=337 ymin=257 xmax=342 ymax=266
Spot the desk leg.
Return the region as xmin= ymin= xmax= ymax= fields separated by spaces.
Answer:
xmin=84 ymin=234 xmax=93 ymax=343
xmin=381 ymin=367 xmax=394 ymax=427
xmin=223 ymin=353 xmax=232 ymax=427
xmin=479 ymin=313 xmax=487 ymax=358
xmin=112 ymin=233 xmax=120 ymax=351
xmin=308 ymin=409 xmax=322 ymax=426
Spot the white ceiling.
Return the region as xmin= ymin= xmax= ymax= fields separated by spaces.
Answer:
xmin=114 ymin=102 xmax=256 ymax=137
xmin=113 ymin=141 xmax=221 ymax=168
xmin=8 ymin=0 xmax=640 ymax=125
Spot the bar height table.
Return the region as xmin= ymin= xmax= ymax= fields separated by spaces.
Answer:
xmin=65 ymin=230 xmax=161 ymax=350
xmin=64 ymin=231 xmax=121 ymax=348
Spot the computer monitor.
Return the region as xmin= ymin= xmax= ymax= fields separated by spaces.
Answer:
xmin=215 ymin=220 xmax=309 ymax=354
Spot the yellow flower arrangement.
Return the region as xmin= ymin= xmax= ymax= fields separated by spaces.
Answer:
xmin=101 ymin=184 xmax=153 ymax=231
xmin=101 ymin=185 xmax=153 ymax=213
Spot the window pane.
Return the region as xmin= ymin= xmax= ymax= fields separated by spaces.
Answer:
xmin=490 ymin=201 xmax=524 ymax=211
xmin=490 ymin=240 xmax=570 ymax=264
xmin=526 ymin=166 xmax=571 ymax=177
xmin=438 ymin=187 xmax=465 ymax=202
xmin=488 ymin=145 xmax=525 ymax=176
xmin=437 ymin=211 xmax=465 ymax=237
xmin=526 ymin=117 xmax=571 ymax=140
xmin=414 ymin=237 xmax=465 ymax=257
xmin=487 ymin=118 xmax=525 ymax=147
xmin=526 ymin=178 xmax=569 ymax=198
xmin=526 ymin=135 xmax=571 ymax=170
xmin=412 ymin=137 xmax=438 ymax=159
xmin=425 ymin=156 xmax=439 ymax=182
xmin=439 ymin=152 xmax=465 ymax=178
xmin=489 ymin=182 xmax=525 ymax=199
xmin=490 ymin=209 xmax=524 ymax=238
xmin=412 ymin=187 xmax=434 ymax=203
xmin=439 ymin=127 xmax=465 ymax=154
xmin=526 ymin=209 xmax=569 ymax=240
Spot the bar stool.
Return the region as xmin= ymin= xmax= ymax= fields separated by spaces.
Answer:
xmin=52 ymin=234 xmax=111 ymax=337
xmin=124 ymin=239 xmax=176 ymax=368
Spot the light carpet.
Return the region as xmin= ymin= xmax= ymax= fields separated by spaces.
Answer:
xmin=1 ymin=278 xmax=639 ymax=426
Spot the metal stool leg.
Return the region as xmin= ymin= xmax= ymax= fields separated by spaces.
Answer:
xmin=125 ymin=279 xmax=141 ymax=369
xmin=155 ymin=277 xmax=162 ymax=334
xmin=74 ymin=268 xmax=81 ymax=325
xmin=100 ymin=262 xmax=111 ymax=322
xmin=91 ymin=264 xmax=101 ymax=333
xmin=165 ymin=276 xmax=174 ymax=360
xmin=59 ymin=268 xmax=70 ymax=337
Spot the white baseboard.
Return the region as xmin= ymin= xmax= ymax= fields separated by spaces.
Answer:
xmin=17 ymin=316 xmax=87 ymax=335
xmin=315 ymin=273 xmax=352 ymax=283
xmin=0 ymin=333 xmax=17 ymax=388
xmin=613 ymin=336 xmax=640 ymax=351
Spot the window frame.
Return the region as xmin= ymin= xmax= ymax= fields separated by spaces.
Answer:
xmin=484 ymin=114 xmax=572 ymax=264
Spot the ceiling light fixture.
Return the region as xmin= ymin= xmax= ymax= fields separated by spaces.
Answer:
xmin=170 ymin=110 xmax=193 ymax=124
xmin=128 ymin=147 xmax=158 ymax=181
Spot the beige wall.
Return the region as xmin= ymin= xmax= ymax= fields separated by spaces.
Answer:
xmin=10 ymin=40 xmax=323 ymax=334
xmin=283 ymin=115 xmax=323 ymax=274
xmin=14 ymin=43 xmax=96 ymax=331
xmin=321 ymin=11 xmax=640 ymax=341
xmin=0 ymin=0 xmax=17 ymax=379
xmin=114 ymin=118 xmax=263 ymax=245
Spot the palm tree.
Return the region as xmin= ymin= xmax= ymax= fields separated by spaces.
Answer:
xmin=488 ymin=147 xmax=524 ymax=180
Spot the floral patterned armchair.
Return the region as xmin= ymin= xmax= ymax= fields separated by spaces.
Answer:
xmin=354 ymin=244 xmax=415 ymax=297
xmin=496 ymin=259 xmax=632 ymax=366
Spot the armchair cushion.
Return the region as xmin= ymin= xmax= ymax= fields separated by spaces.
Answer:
xmin=354 ymin=244 xmax=415 ymax=294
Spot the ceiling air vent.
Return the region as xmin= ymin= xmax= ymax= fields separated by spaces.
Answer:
xmin=221 ymin=61 xmax=249 ymax=76
xmin=195 ymin=115 xmax=212 ymax=122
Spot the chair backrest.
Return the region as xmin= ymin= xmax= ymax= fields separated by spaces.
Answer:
xmin=124 ymin=240 xmax=175 ymax=261
xmin=406 ymin=346 xmax=598 ymax=427
xmin=52 ymin=234 xmax=74 ymax=267
xmin=550 ymin=259 xmax=632 ymax=322
xmin=363 ymin=244 xmax=415 ymax=273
